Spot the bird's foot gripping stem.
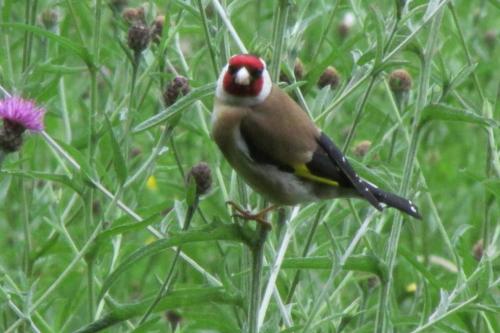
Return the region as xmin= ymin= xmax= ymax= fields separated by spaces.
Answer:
xmin=226 ymin=201 xmax=276 ymax=230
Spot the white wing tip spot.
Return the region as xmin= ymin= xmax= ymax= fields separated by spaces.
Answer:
xmin=410 ymin=206 xmax=417 ymax=213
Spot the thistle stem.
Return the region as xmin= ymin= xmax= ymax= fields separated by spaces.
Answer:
xmin=249 ymin=226 xmax=268 ymax=333
xmin=138 ymin=197 xmax=199 ymax=324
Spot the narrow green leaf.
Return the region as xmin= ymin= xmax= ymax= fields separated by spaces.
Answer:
xmin=446 ymin=63 xmax=478 ymax=92
xmin=95 ymin=214 xmax=163 ymax=244
xmin=483 ymin=179 xmax=500 ymax=199
xmin=280 ymin=255 xmax=384 ymax=276
xmin=0 ymin=23 xmax=93 ymax=67
xmin=369 ymin=5 xmax=385 ymax=67
xmin=54 ymin=139 xmax=94 ymax=181
xmin=75 ymin=287 xmax=242 ymax=333
xmin=399 ymin=247 xmax=447 ymax=290
xmin=0 ymin=170 xmax=83 ymax=194
xmin=421 ymin=104 xmax=498 ymax=127
xmin=98 ymin=223 xmax=245 ymax=300
xmin=103 ymin=115 xmax=127 ymax=184
xmin=133 ymin=82 xmax=216 ymax=133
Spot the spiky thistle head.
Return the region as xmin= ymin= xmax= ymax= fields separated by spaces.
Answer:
xmin=0 ymin=96 xmax=45 ymax=132
xmin=0 ymin=96 xmax=45 ymax=153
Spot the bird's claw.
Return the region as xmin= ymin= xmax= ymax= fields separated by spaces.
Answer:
xmin=226 ymin=201 xmax=273 ymax=230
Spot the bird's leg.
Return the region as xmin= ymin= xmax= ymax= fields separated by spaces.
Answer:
xmin=226 ymin=201 xmax=276 ymax=229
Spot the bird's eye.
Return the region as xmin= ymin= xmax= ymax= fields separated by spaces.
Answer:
xmin=251 ymin=69 xmax=263 ymax=77
xmin=228 ymin=65 xmax=238 ymax=74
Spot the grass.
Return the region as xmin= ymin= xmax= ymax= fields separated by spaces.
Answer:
xmin=0 ymin=0 xmax=499 ymax=332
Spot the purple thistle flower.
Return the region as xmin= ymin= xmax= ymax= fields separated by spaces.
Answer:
xmin=0 ymin=96 xmax=45 ymax=132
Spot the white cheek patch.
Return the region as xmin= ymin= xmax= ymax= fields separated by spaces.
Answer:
xmin=235 ymin=67 xmax=250 ymax=85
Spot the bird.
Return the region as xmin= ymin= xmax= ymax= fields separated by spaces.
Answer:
xmin=211 ymin=54 xmax=421 ymax=226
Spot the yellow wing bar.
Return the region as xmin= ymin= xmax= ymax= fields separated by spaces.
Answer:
xmin=293 ymin=164 xmax=339 ymax=187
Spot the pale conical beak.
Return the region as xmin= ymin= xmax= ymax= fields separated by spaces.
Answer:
xmin=234 ymin=67 xmax=251 ymax=85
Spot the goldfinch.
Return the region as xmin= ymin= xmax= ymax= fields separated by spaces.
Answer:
xmin=211 ymin=54 xmax=421 ymax=220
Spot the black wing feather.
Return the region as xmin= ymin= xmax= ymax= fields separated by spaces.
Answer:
xmin=317 ymin=132 xmax=383 ymax=210
xmin=305 ymin=151 xmax=352 ymax=187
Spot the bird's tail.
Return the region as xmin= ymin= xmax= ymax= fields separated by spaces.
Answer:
xmin=365 ymin=182 xmax=421 ymax=219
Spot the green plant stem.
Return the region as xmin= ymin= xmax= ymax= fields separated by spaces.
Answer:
xmin=122 ymin=53 xmax=140 ymax=159
xmin=64 ymin=0 xmax=85 ymax=45
xmin=376 ymin=8 xmax=444 ymax=333
xmin=387 ymin=91 xmax=408 ymax=162
xmin=311 ymin=1 xmax=339 ymax=65
xmin=342 ymin=75 xmax=377 ymax=153
xmin=270 ymin=0 xmax=290 ymax=82
xmin=21 ymin=0 xmax=32 ymax=72
xmin=285 ymin=207 xmax=324 ymax=304
xmin=124 ymin=126 xmax=174 ymax=188
xmin=138 ymin=197 xmax=200 ymax=325
xmin=196 ymin=0 xmax=218 ymax=78
xmin=21 ymin=169 xmax=32 ymax=278
xmin=249 ymin=226 xmax=268 ymax=333
xmin=211 ymin=0 xmax=248 ymax=53
xmin=85 ymin=0 xmax=102 ymax=319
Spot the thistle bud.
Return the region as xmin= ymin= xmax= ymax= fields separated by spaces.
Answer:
xmin=279 ymin=58 xmax=304 ymax=84
xmin=338 ymin=12 xmax=355 ymax=39
xmin=318 ymin=66 xmax=340 ymax=89
xmin=473 ymin=239 xmax=483 ymax=261
xmin=294 ymin=58 xmax=304 ymax=80
xmin=122 ymin=7 xmax=145 ymax=25
xmin=163 ymin=76 xmax=190 ymax=106
xmin=151 ymin=15 xmax=166 ymax=43
xmin=353 ymin=140 xmax=372 ymax=157
xmin=187 ymin=162 xmax=212 ymax=196
xmin=40 ymin=9 xmax=58 ymax=30
xmin=130 ymin=147 xmax=141 ymax=158
xmin=389 ymin=69 xmax=412 ymax=93
xmin=367 ymin=276 xmax=379 ymax=290
xmin=165 ymin=310 xmax=182 ymax=331
xmin=484 ymin=30 xmax=496 ymax=50
xmin=127 ymin=23 xmax=150 ymax=54
xmin=389 ymin=69 xmax=412 ymax=108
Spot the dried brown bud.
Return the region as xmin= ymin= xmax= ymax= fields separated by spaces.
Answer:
xmin=389 ymin=69 xmax=412 ymax=93
xmin=473 ymin=239 xmax=483 ymax=261
xmin=338 ymin=12 xmax=355 ymax=39
xmin=0 ymin=121 xmax=25 ymax=153
xmin=151 ymin=15 xmax=166 ymax=43
xmin=130 ymin=147 xmax=142 ymax=158
xmin=92 ymin=200 xmax=101 ymax=215
xmin=318 ymin=66 xmax=340 ymax=89
xmin=484 ymin=30 xmax=496 ymax=50
xmin=163 ymin=76 xmax=190 ymax=106
xmin=122 ymin=7 xmax=145 ymax=24
xmin=40 ymin=9 xmax=58 ymax=30
xmin=127 ymin=23 xmax=150 ymax=54
xmin=367 ymin=276 xmax=379 ymax=290
xmin=353 ymin=140 xmax=372 ymax=157
xmin=187 ymin=162 xmax=212 ymax=196
xmin=294 ymin=58 xmax=304 ymax=80
xmin=279 ymin=59 xmax=304 ymax=84
xmin=165 ymin=310 xmax=182 ymax=331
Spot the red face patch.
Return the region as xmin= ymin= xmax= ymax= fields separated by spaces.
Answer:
xmin=223 ymin=54 xmax=265 ymax=97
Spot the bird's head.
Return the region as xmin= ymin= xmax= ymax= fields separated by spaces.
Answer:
xmin=216 ymin=54 xmax=272 ymax=106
